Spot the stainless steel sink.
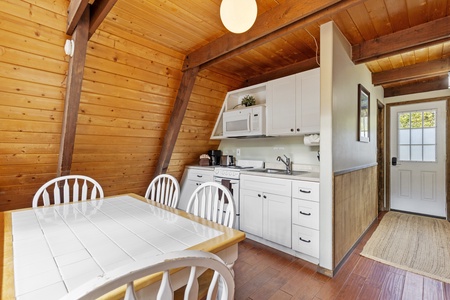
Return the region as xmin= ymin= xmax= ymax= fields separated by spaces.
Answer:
xmin=249 ymin=169 xmax=308 ymax=176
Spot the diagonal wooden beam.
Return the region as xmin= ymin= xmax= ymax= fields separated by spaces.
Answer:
xmin=67 ymin=0 xmax=118 ymax=39
xmin=372 ymin=57 xmax=450 ymax=86
xmin=88 ymin=0 xmax=119 ymax=39
xmin=184 ymin=0 xmax=365 ymax=71
xmin=58 ymin=7 xmax=90 ymax=177
xmin=154 ymin=66 xmax=200 ymax=176
xmin=353 ymin=16 xmax=450 ymax=64
xmin=66 ymin=0 xmax=89 ymax=35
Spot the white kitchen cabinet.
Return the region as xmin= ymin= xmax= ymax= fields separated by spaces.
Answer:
xmin=240 ymin=174 xmax=291 ymax=247
xmin=266 ymin=68 xmax=320 ymax=136
xmin=266 ymin=75 xmax=296 ymax=135
xmin=240 ymin=188 xmax=263 ymax=237
xmin=291 ymin=180 xmax=320 ymax=259
xmin=178 ymin=167 xmax=214 ymax=211
xmin=297 ymin=68 xmax=321 ymax=134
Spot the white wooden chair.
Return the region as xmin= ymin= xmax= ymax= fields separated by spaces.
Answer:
xmin=32 ymin=175 xmax=104 ymax=207
xmin=186 ymin=182 xmax=236 ymax=228
xmin=144 ymin=174 xmax=180 ymax=208
xmin=60 ymin=250 xmax=235 ymax=300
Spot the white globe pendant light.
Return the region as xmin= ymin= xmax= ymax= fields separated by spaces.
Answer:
xmin=220 ymin=0 xmax=257 ymax=34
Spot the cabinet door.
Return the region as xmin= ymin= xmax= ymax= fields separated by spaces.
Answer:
xmin=263 ymin=193 xmax=292 ymax=247
xmin=240 ymin=189 xmax=263 ymax=237
xmin=266 ymin=75 xmax=296 ymax=135
xmin=296 ymin=68 xmax=320 ymax=134
xmin=179 ymin=168 xmax=214 ymax=211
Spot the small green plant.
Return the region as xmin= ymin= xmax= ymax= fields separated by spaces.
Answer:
xmin=241 ymin=95 xmax=256 ymax=107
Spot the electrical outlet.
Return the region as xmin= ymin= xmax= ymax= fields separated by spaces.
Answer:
xmin=236 ymin=148 xmax=241 ymax=156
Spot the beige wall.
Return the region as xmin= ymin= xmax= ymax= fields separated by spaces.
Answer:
xmin=218 ymin=136 xmax=320 ymax=167
xmin=319 ymin=21 xmax=383 ymax=271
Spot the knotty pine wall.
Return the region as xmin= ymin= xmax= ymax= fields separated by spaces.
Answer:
xmin=0 ymin=0 xmax=240 ymax=211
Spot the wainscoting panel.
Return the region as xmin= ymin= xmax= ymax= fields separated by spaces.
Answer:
xmin=334 ymin=165 xmax=378 ymax=268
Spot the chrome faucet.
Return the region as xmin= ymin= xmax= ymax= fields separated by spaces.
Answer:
xmin=276 ymin=155 xmax=291 ymax=174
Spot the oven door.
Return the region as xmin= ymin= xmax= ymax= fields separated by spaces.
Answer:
xmin=214 ymin=177 xmax=240 ymax=229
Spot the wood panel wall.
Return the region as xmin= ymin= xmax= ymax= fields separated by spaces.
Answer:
xmin=334 ymin=165 xmax=378 ymax=268
xmin=0 ymin=0 xmax=241 ymax=211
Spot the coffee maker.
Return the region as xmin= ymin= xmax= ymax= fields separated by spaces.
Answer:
xmin=208 ymin=150 xmax=222 ymax=166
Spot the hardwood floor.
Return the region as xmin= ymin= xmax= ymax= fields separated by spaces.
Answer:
xmin=233 ymin=215 xmax=450 ymax=300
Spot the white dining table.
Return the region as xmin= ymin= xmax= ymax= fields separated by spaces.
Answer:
xmin=1 ymin=193 xmax=245 ymax=299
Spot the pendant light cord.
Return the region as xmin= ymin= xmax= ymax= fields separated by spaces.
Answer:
xmin=305 ymin=28 xmax=320 ymax=67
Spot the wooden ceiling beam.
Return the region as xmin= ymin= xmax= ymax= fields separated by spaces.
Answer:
xmin=184 ymin=0 xmax=365 ymax=71
xmin=66 ymin=0 xmax=89 ymax=35
xmin=372 ymin=57 xmax=450 ymax=86
xmin=88 ymin=0 xmax=118 ymax=39
xmin=353 ymin=16 xmax=450 ymax=64
xmin=67 ymin=0 xmax=118 ymax=39
xmin=384 ymin=75 xmax=449 ymax=98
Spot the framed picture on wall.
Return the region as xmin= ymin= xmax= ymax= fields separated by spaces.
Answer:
xmin=358 ymin=84 xmax=370 ymax=142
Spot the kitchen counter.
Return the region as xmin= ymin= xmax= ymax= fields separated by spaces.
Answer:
xmin=240 ymin=169 xmax=320 ymax=182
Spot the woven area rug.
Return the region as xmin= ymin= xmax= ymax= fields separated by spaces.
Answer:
xmin=361 ymin=211 xmax=450 ymax=283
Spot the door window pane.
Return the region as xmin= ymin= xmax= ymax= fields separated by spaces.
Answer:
xmin=410 ymin=129 xmax=422 ymax=145
xmin=423 ymin=128 xmax=436 ymax=144
xmin=411 ymin=145 xmax=422 ymax=161
xmin=397 ymin=110 xmax=436 ymax=162
xmin=399 ymin=129 xmax=410 ymax=144
xmin=399 ymin=145 xmax=410 ymax=161
xmin=423 ymin=145 xmax=436 ymax=162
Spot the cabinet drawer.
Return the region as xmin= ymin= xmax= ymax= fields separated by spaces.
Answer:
xmin=292 ymin=180 xmax=319 ymax=201
xmin=292 ymin=225 xmax=319 ymax=258
xmin=186 ymin=169 xmax=214 ymax=182
xmin=240 ymin=174 xmax=291 ymax=196
xmin=292 ymin=199 xmax=319 ymax=229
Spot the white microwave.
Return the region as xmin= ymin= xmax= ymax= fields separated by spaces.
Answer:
xmin=222 ymin=106 xmax=265 ymax=137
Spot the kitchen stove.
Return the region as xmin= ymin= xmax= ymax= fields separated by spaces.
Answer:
xmin=213 ymin=160 xmax=264 ymax=230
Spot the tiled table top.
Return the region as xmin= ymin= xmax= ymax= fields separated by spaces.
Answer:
xmin=6 ymin=194 xmax=230 ymax=300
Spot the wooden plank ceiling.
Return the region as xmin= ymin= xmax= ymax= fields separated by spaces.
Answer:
xmin=100 ymin=0 xmax=450 ymax=97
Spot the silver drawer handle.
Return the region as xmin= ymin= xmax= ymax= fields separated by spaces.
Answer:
xmin=299 ymin=189 xmax=311 ymax=193
xmin=299 ymin=211 xmax=311 ymax=216
xmin=299 ymin=237 xmax=311 ymax=243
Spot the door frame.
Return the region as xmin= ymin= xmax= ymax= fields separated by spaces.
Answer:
xmin=385 ymin=97 xmax=450 ymax=220
xmin=377 ymin=100 xmax=386 ymax=211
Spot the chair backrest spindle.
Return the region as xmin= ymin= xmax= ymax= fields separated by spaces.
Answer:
xmin=144 ymin=174 xmax=180 ymax=208
xmin=186 ymin=182 xmax=236 ymax=228
xmin=32 ymin=175 xmax=104 ymax=208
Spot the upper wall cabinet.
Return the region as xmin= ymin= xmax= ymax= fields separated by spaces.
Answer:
xmin=211 ymin=83 xmax=266 ymax=139
xmin=266 ymin=68 xmax=320 ymax=136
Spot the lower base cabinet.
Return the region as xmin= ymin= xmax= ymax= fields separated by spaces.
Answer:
xmin=179 ymin=167 xmax=214 ymax=211
xmin=292 ymin=224 xmax=319 ymax=258
xmin=240 ymin=174 xmax=320 ymax=263
xmin=263 ymin=193 xmax=291 ymax=247
xmin=240 ymin=189 xmax=263 ymax=237
xmin=240 ymin=174 xmax=291 ymax=248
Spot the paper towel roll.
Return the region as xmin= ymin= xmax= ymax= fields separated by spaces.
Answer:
xmin=304 ymin=134 xmax=320 ymax=146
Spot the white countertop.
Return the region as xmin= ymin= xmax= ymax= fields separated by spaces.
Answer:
xmin=240 ymin=170 xmax=320 ymax=182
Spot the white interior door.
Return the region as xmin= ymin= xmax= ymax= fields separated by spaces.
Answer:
xmin=390 ymin=100 xmax=446 ymax=217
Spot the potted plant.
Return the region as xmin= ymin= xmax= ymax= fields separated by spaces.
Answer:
xmin=241 ymin=95 xmax=256 ymax=107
